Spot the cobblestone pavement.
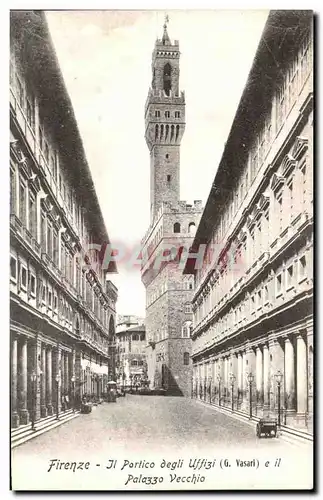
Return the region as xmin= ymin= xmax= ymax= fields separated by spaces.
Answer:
xmin=13 ymin=395 xmax=294 ymax=457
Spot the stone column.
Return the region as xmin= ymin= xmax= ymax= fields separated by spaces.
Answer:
xmin=284 ymin=336 xmax=296 ymax=413
xmin=40 ymin=343 xmax=47 ymax=418
xmin=56 ymin=345 xmax=62 ymax=414
xmin=256 ymin=346 xmax=263 ymax=408
xmin=46 ymin=347 xmax=53 ymax=415
xmin=65 ymin=352 xmax=69 ymax=396
xmin=18 ymin=337 xmax=29 ymax=425
xmin=296 ymin=334 xmax=308 ymax=418
xmin=33 ymin=338 xmax=42 ymax=422
xmin=11 ymin=336 xmax=20 ymax=428
xmin=263 ymin=343 xmax=270 ymax=411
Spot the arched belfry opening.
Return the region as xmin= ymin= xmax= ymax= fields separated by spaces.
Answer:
xmin=163 ymin=63 xmax=172 ymax=96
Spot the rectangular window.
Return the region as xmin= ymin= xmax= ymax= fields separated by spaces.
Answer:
xmin=39 ymin=126 xmax=43 ymax=151
xmin=29 ymin=193 xmax=37 ymax=238
xmin=167 ymin=175 xmax=171 ymax=182
xmin=42 ymin=285 xmax=46 ymax=303
xmin=175 ymin=111 xmax=180 ymax=118
xmin=276 ymin=274 xmax=282 ymax=295
xmin=257 ymin=289 xmax=262 ymax=308
xmin=10 ymin=256 xmax=17 ymax=281
xmin=54 ymin=294 xmax=58 ymax=311
xmin=30 ymin=274 xmax=36 ymax=296
xmin=299 ymin=255 xmax=307 ymax=280
xmin=264 ymin=284 xmax=269 ymax=303
xmin=275 ymin=189 xmax=283 ymax=233
xmin=17 ymin=77 xmax=24 ymax=109
xmin=287 ymin=264 xmax=294 ymax=288
xmin=10 ymin=167 xmax=16 ymax=215
xmin=19 ymin=181 xmax=27 ymax=226
xmin=47 ymin=224 xmax=53 ymax=259
xmin=21 ymin=266 xmax=27 ymax=290
xmin=287 ymin=177 xmax=294 ymax=220
xmin=44 ymin=142 xmax=49 ymax=164
xmin=48 ymin=289 xmax=52 ymax=309
xmin=53 ymin=230 xmax=59 ymax=267
xmin=26 ymin=98 xmax=34 ymax=130
xmin=41 ymin=211 xmax=47 ymax=252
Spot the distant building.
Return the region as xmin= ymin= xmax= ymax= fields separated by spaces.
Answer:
xmin=116 ymin=314 xmax=145 ymax=333
xmin=116 ymin=321 xmax=146 ymax=390
xmin=141 ymin=20 xmax=203 ymax=396
xmin=10 ymin=11 xmax=118 ymax=429
xmin=184 ymin=11 xmax=313 ymax=432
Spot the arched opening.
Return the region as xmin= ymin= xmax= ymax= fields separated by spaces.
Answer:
xmin=173 ymin=222 xmax=181 ymax=233
xmin=170 ymin=124 xmax=174 ymax=142
xmin=155 ymin=124 xmax=159 ymax=141
xmin=188 ymin=222 xmax=196 ymax=235
xmin=160 ymin=124 xmax=164 ymax=140
xmin=165 ymin=124 xmax=169 ymax=140
xmin=163 ymin=63 xmax=171 ymax=96
xmin=175 ymin=124 xmax=180 ymax=141
xmin=183 ymin=352 xmax=190 ymax=365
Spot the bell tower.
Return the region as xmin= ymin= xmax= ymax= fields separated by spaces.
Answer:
xmin=145 ymin=16 xmax=186 ymax=222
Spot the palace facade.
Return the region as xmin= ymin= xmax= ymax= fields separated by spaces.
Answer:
xmin=184 ymin=11 xmax=313 ymax=432
xmin=10 ymin=11 xmax=118 ymax=429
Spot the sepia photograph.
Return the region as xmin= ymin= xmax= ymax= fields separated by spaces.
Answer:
xmin=9 ymin=8 xmax=314 ymax=490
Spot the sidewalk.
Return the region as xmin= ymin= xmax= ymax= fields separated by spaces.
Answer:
xmin=195 ymin=397 xmax=313 ymax=448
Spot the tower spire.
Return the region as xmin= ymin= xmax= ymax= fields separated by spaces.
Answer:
xmin=162 ymin=14 xmax=170 ymax=44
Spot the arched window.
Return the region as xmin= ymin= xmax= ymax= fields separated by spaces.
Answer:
xmin=163 ymin=63 xmax=171 ymax=96
xmin=174 ymin=222 xmax=180 ymax=233
xmin=155 ymin=124 xmax=159 ymax=141
xmin=165 ymin=124 xmax=169 ymax=140
xmin=160 ymin=124 xmax=164 ymax=140
xmin=175 ymin=124 xmax=180 ymax=141
xmin=170 ymin=124 xmax=174 ymax=141
xmin=184 ymin=352 xmax=190 ymax=365
xmin=189 ymin=222 xmax=196 ymax=235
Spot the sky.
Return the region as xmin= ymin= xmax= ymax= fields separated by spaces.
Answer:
xmin=46 ymin=10 xmax=269 ymax=317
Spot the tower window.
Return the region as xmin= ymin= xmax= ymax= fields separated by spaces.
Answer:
xmin=165 ymin=111 xmax=170 ymax=118
xmin=165 ymin=154 xmax=169 ymax=159
xmin=174 ymin=222 xmax=180 ymax=233
xmin=163 ymin=63 xmax=171 ymax=96
xmin=175 ymin=111 xmax=180 ymax=118
xmin=155 ymin=110 xmax=160 ymax=118
xmin=183 ymin=352 xmax=190 ymax=365
xmin=167 ymin=175 xmax=171 ymax=182
xmin=188 ymin=222 xmax=196 ymax=235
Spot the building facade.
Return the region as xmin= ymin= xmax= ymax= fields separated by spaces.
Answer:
xmin=141 ymin=21 xmax=203 ymax=397
xmin=10 ymin=11 xmax=118 ymax=429
xmin=184 ymin=11 xmax=313 ymax=432
xmin=115 ymin=318 xmax=147 ymax=390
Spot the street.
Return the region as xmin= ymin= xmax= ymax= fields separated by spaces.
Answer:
xmin=12 ymin=395 xmax=313 ymax=490
xmin=13 ymin=395 xmax=293 ymax=456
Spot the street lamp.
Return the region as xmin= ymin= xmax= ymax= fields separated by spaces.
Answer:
xmin=217 ymin=373 xmax=222 ymax=407
xmin=30 ymin=371 xmax=37 ymax=431
xmin=248 ymin=372 xmax=254 ymax=419
xmin=275 ymin=370 xmax=283 ymax=428
xmin=71 ymin=376 xmax=75 ymax=412
xmin=230 ymin=373 xmax=236 ymax=413
xmin=55 ymin=373 xmax=60 ymax=420
xmin=122 ymin=372 xmax=126 ymax=392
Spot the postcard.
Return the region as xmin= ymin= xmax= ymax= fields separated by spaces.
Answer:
xmin=10 ymin=9 xmax=314 ymax=491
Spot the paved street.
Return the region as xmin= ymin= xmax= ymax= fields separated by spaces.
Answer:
xmin=13 ymin=395 xmax=290 ymax=457
xmin=12 ymin=396 xmax=313 ymax=490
